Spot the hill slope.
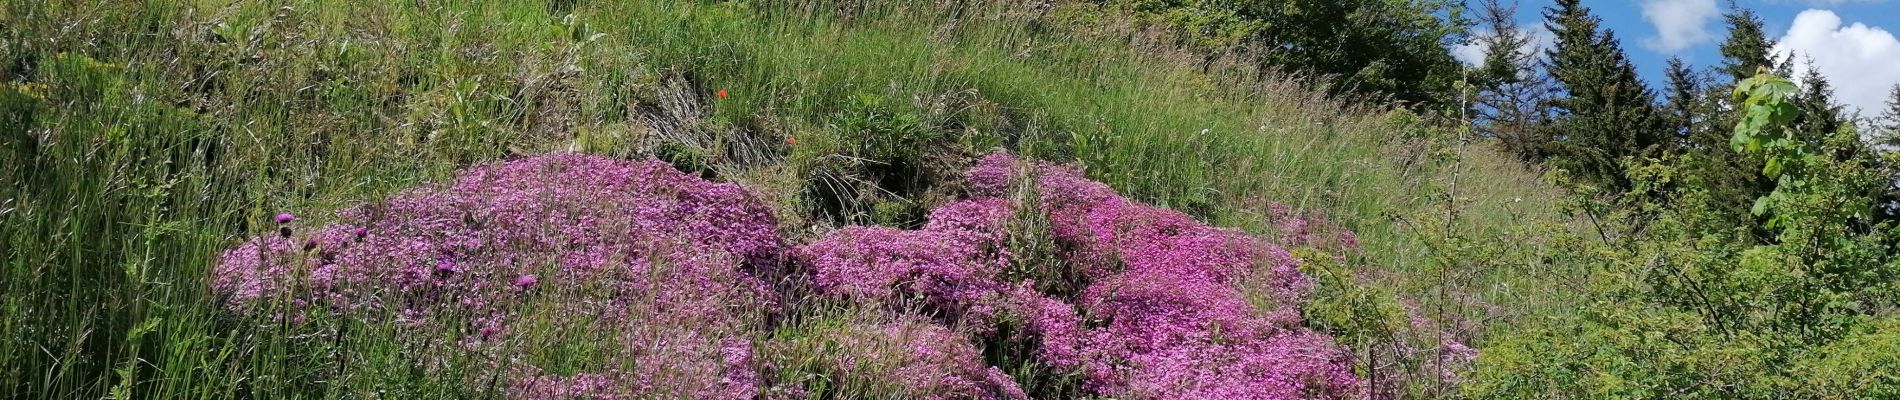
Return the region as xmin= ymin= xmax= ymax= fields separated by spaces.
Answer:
xmin=2 ymin=0 xmax=1576 ymax=398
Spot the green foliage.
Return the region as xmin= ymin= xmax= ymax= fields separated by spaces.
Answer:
xmin=1717 ymin=8 xmax=1775 ymax=83
xmin=655 ymin=141 xmax=714 ymax=176
xmin=800 ymin=92 xmax=974 ymax=226
xmin=1664 ymin=12 xmax=1784 ymax=233
xmin=869 ymin=199 xmax=923 ymax=228
xmin=1536 ymin=0 xmax=1671 ymax=192
xmin=834 ymin=93 xmax=937 ymax=162
xmin=1792 ymin=318 xmax=1900 ymax=398
xmin=997 ymin=166 xmax=1085 ymax=300
xmin=1469 ymin=0 xmax=1555 ymax=163
xmin=1092 ymin=0 xmax=1470 ymax=107
xmin=1468 ymin=72 xmax=1900 ymax=398
xmin=1296 ymin=250 xmax=1427 ymax=397
xmin=1729 ymin=73 xmax=1804 ymax=176
xmin=1879 ymin=85 xmax=1900 ymax=145
xmin=1660 ymin=58 xmax=1701 ymax=144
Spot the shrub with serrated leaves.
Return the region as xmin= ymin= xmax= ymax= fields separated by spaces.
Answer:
xmin=1466 ymin=73 xmax=1900 ymax=399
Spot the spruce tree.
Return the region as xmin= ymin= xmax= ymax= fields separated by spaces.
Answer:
xmin=1875 ymin=87 xmax=1900 ymax=230
xmin=1538 ymin=0 xmax=1669 ymax=190
xmin=1773 ymin=53 xmax=1797 ymax=78
xmin=1794 ymin=65 xmax=1845 ymax=145
xmin=1882 ymin=85 xmax=1900 ymax=142
xmin=1662 ymin=58 xmax=1702 ymax=147
xmin=1473 ymin=0 xmax=1531 ymax=89
xmin=1666 ymin=55 xmax=1767 ymax=233
xmin=1472 ymin=0 xmax=1553 ymax=162
xmin=1680 ymin=2 xmax=1780 ymax=230
xmin=1717 ymin=4 xmax=1774 ymax=83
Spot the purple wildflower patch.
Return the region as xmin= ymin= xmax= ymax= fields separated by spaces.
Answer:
xmin=802 ymin=153 xmax=1362 ymax=398
xmin=213 ymin=153 xmax=782 ymax=398
xmin=214 ymin=151 xmax=1370 ymax=399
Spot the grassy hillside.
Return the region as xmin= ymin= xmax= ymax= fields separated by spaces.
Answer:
xmin=3 ymin=0 xmax=1577 ymax=398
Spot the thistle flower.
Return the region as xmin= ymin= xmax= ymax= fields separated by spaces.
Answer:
xmin=513 ymin=274 xmax=538 ymax=288
xmin=275 ymin=213 xmax=296 ymax=224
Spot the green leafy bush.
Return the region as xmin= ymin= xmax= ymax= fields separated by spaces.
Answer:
xmin=1466 ymin=73 xmax=1900 ymax=399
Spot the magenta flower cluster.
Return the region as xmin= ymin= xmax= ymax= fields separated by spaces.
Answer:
xmin=801 ymin=197 xmax=1016 ymax=329
xmin=213 ymin=153 xmax=781 ymax=398
xmin=214 ymin=151 xmax=1367 ymax=399
xmin=798 ymin=152 xmax=1361 ymax=398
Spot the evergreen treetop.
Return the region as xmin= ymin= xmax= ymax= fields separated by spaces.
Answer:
xmin=1537 ymin=0 xmax=1669 ymax=189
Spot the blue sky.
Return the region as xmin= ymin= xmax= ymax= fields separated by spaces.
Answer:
xmin=1456 ymin=0 xmax=1900 ymax=116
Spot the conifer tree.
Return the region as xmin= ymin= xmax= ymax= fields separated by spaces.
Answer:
xmin=1473 ymin=0 xmax=1531 ymax=89
xmin=1793 ymin=65 xmax=1845 ymax=144
xmin=1471 ymin=0 xmax=1553 ymax=161
xmin=1659 ymin=2 xmax=1781 ymax=233
xmin=1717 ymin=4 xmax=1774 ymax=83
xmin=1881 ymin=85 xmax=1900 ymax=142
xmin=1537 ymin=0 xmax=1669 ymax=190
xmin=1773 ymin=53 xmax=1797 ymax=78
xmin=1658 ymin=56 xmax=1774 ymax=233
xmin=1662 ymin=58 xmax=1703 ymax=146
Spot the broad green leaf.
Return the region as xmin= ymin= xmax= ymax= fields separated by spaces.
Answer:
xmin=1749 ymin=78 xmax=1798 ymax=103
xmin=1767 ymin=103 xmax=1799 ymax=126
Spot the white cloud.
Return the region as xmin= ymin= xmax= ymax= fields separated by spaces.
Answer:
xmin=1459 ymin=40 xmax=1489 ymax=66
xmin=1641 ymin=0 xmax=1722 ymax=53
xmin=1454 ymin=27 xmax=1557 ymax=67
xmin=1454 ymin=39 xmax=1487 ymax=66
xmin=1764 ymin=0 xmax=1890 ymax=6
xmin=1772 ymin=9 xmax=1900 ymax=115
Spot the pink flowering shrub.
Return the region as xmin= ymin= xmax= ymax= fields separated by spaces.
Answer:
xmin=800 ymin=198 xmax=1015 ymax=330
xmin=214 ymin=151 xmax=1374 ymax=399
xmin=212 ymin=153 xmax=781 ymax=398
xmin=801 ymin=152 xmax=1363 ymax=399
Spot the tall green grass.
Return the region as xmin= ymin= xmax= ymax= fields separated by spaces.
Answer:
xmin=2 ymin=0 xmax=1576 ymax=398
